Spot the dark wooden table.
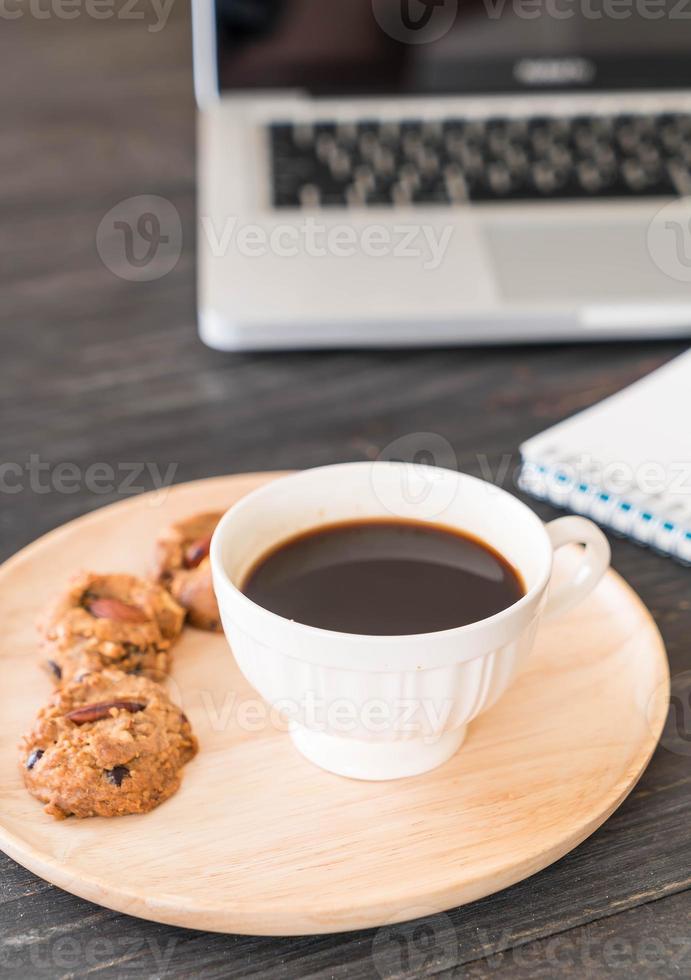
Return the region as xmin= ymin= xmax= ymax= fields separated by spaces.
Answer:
xmin=1 ymin=7 xmax=690 ymax=978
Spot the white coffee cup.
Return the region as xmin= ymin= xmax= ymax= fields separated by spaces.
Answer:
xmin=210 ymin=462 xmax=610 ymax=780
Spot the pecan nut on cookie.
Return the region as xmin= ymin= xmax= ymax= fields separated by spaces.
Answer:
xmin=39 ymin=573 xmax=185 ymax=685
xmin=21 ymin=670 xmax=197 ymax=819
xmin=155 ymin=512 xmax=223 ymax=631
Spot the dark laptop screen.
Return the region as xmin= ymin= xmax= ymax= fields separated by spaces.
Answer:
xmin=215 ymin=0 xmax=691 ymax=95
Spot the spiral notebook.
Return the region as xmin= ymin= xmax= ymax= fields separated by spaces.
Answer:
xmin=519 ymin=350 xmax=691 ymax=564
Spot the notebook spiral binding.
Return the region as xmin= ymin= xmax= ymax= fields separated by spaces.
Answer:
xmin=519 ymin=453 xmax=691 ymax=566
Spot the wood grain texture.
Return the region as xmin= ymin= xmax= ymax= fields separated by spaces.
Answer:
xmin=0 ymin=3 xmax=689 ymax=977
xmin=0 ymin=475 xmax=669 ymax=934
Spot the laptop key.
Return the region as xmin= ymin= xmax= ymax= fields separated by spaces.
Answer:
xmin=292 ymin=123 xmax=315 ymax=148
xmin=486 ymin=162 xmax=514 ymax=196
xmin=299 ymin=184 xmax=321 ymax=208
xmin=328 ymin=149 xmax=352 ymax=182
xmin=372 ymin=146 xmax=397 ymax=177
xmin=335 ymin=121 xmax=358 ymax=144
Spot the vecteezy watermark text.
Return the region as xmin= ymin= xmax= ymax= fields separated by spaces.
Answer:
xmin=190 ymin=688 xmax=454 ymax=740
xmin=0 ymin=935 xmax=178 ymax=973
xmin=0 ymin=0 xmax=175 ymax=31
xmin=0 ymin=455 xmax=178 ymax=500
xmin=372 ymin=911 xmax=691 ymax=976
xmin=200 ymin=216 xmax=455 ymax=271
xmin=482 ymin=0 xmax=691 ymax=19
xmin=96 ymin=195 xmax=456 ymax=281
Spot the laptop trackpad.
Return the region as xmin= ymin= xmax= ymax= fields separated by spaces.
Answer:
xmin=485 ymin=219 xmax=688 ymax=302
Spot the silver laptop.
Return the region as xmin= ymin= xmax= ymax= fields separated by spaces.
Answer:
xmin=193 ymin=0 xmax=691 ymax=350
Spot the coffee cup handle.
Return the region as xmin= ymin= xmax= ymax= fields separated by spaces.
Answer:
xmin=543 ymin=516 xmax=611 ymax=620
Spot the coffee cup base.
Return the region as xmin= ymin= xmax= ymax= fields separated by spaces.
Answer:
xmin=289 ymin=723 xmax=467 ymax=781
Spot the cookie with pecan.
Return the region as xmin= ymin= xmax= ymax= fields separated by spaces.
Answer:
xmin=21 ymin=670 xmax=197 ymax=819
xmin=39 ymin=572 xmax=185 ymax=685
xmin=155 ymin=512 xmax=223 ymax=631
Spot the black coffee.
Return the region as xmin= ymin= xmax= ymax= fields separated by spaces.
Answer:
xmin=241 ymin=519 xmax=524 ymax=635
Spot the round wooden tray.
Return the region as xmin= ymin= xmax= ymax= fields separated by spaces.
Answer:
xmin=0 ymin=473 xmax=670 ymax=935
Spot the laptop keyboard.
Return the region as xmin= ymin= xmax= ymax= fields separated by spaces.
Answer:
xmin=269 ymin=112 xmax=691 ymax=207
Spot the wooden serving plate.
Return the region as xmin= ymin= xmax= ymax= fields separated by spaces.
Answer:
xmin=0 ymin=474 xmax=670 ymax=935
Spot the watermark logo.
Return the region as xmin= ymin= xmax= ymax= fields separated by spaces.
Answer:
xmin=97 ymin=195 xmax=182 ymax=281
xmin=647 ymin=197 xmax=691 ymax=283
xmin=372 ymin=0 xmax=458 ymax=43
xmin=372 ymin=909 xmax=458 ymax=976
xmin=371 ymin=433 xmax=460 ymax=519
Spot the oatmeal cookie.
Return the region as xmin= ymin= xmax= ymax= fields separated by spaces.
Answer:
xmin=155 ymin=512 xmax=222 ymax=631
xmin=39 ymin=572 xmax=185 ymax=684
xmin=21 ymin=669 xmax=197 ymax=819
